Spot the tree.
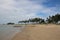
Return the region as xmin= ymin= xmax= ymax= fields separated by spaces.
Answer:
xmin=46 ymin=13 xmax=60 ymax=24
xmin=46 ymin=16 xmax=52 ymax=23
xmin=18 ymin=20 xmax=29 ymax=24
xmin=29 ymin=18 xmax=41 ymax=24
xmin=29 ymin=18 xmax=45 ymax=24
xmin=7 ymin=22 xmax=15 ymax=25
xmin=18 ymin=18 xmax=46 ymax=24
xmin=40 ymin=19 xmax=45 ymax=24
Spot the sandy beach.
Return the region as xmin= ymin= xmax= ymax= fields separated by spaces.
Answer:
xmin=12 ymin=24 xmax=60 ymax=40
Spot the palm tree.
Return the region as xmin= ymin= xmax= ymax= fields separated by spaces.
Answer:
xmin=29 ymin=18 xmax=44 ymax=24
xmin=46 ymin=13 xmax=60 ymax=24
xmin=40 ymin=19 xmax=45 ymax=24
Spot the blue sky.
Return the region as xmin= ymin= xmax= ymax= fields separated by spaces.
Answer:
xmin=43 ymin=0 xmax=60 ymax=7
xmin=0 ymin=0 xmax=60 ymax=24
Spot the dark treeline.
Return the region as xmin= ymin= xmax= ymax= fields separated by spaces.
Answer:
xmin=18 ymin=18 xmax=45 ymax=24
xmin=18 ymin=13 xmax=60 ymax=24
xmin=7 ymin=22 xmax=15 ymax=25
xmin=46 ymin=14 xmax=60 ymax=24
xmin=6 ymin=13 xmax=60 ymax=25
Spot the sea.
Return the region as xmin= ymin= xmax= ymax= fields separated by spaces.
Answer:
xmin=0 ymin=24 xmax=25 ymax=40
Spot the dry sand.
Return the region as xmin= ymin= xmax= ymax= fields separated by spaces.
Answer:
xmin=12 ymin=24 xmax=60 ymax=40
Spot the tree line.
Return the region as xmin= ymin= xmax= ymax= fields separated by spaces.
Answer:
xmin=7 ymin=13 xmax=60 ymax=25
xmin=18 ymin=13 xmax=60 ymax=24
xmin=18 ymin=18 xmax=45 ymax=24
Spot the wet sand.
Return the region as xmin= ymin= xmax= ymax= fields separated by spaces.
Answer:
xmin=12 ymin=24 xmax=60 ymax=40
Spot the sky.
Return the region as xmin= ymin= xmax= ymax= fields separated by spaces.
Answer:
xmin=0 ymin=0 xmax=60 ymax=24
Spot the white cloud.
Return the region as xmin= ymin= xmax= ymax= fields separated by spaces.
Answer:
xmin=0 ymin=0 xmax=40 ymax=24
xmin=0 ymin=0 xmax=60 ymax=24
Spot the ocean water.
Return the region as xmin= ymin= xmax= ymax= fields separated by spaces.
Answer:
xmin=0 ymin=25 xmax=25 ymax=40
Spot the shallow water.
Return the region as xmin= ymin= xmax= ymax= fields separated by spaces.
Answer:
xmin=0 ymin=25 xmax=25 ymax=40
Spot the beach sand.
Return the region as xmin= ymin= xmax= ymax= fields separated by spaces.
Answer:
xmin=12 ymin=24 xmax=60 ymax=40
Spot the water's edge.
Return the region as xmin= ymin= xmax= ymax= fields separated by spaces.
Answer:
xmin=0 ymin=24 xmax=25 ymax=40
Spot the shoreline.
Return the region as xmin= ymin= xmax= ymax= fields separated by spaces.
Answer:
xmin=0 ymin=25 xmax=25 ymax=40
